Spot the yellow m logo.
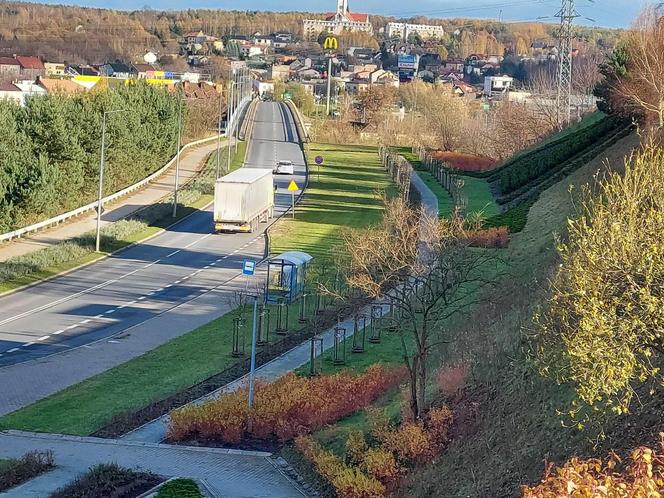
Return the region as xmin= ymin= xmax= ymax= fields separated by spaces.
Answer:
xmin=323 ymin=37 xmax=338 ymax=50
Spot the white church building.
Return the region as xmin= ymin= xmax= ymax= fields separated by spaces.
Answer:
xmin=303 ymin=0 xmax=373 ymax=40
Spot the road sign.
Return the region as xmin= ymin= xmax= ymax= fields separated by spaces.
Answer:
xmin=287 ymin=180 xmax=299 ymax=191
xmin=315 ymin=156 xmax=324 ymax=165
xmin=242 ymin=259 xmax=256 ymax=276
xmin=323 ymin=36 xmax=338 ymax=50
xmin=283 ymin=92 xmax=292 ymax=100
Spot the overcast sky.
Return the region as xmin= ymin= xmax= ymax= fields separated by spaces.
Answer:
xmin=35 ymin=0 xmax=640 ymax=28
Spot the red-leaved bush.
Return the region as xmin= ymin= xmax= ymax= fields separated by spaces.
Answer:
xmin=466 ymin=227 xmax=510 ymax=248
xmin=431 ymin=151 xmax=498 ymax=172
xmin=168 ymin=365 xmax=407 ymax=443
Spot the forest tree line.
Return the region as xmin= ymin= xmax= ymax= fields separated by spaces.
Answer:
xmin=0 ymin=83 xmax=186 ymax=232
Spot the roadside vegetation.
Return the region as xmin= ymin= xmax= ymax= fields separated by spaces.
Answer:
xmin=0 ymin=141 xmax=244 ymax=295
xmin=0 ymin=450 xmax=54 ymax=493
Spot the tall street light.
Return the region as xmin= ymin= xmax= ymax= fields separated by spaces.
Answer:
xmin=226 ymin=80 xmax=235 ymax=173
xmin=172 ymin=87 xmax=184 ymax=218
xmin=215 ymin=83 xmax=224 ymax=179
xmin=95 ymin=109 xmax=128 ymax=253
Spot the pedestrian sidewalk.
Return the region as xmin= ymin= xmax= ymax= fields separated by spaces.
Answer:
xmin=0 ymin=431 xmax=303 ymax=497
xmin=0 ymin=139 xmax=224 ymax=262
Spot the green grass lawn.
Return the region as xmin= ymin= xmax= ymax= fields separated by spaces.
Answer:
xmin=460 ymin=176 xmax=500 ymax=217
xmin=270 ymin=143 xmax=397 ymax=261
xmin=205 ymin=140 xmax=246 ymax=173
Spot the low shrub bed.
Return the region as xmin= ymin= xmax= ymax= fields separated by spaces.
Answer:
xmin=466 ymin=226 xmax=509 ymax=248
xmin=0 ymin=450 xmax=54 ymax=492
xmin=295 ymin=406 xmax=454 ymax=498
xmin=430 ymin=151 xmax=497 ymax=172
xmin=50 ymin=463 xmax=161 ymax=498
xmin=168 ymin=364 xmax=407 ymax=445
xmin=155 ymin=478 xmax=203 ymax=498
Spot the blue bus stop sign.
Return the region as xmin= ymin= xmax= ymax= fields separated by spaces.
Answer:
xmin=315 ymin=156 xmax=324 ymax=165
xmin=242 ymin=259 xmax=256 ymax=276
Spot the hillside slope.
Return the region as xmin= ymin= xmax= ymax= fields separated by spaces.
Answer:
xmin=398 ymin=132 xmax=659 ymax=497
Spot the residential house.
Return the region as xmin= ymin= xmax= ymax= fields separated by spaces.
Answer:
xmin=16 ymin=56 xmax=44 ymax=80
xmin=253 ymin=34 xmax=274 ymax=46
xmin=453 ymin=82 xmax=478 ymax=99
xmin=132 ymin=63 xmax=156 ymax=79
xmin=484 ymin=75 xmax=513 ymax=96
xmin=65 ymin=65 xmax=99 ymax=77
xmin=297 ymin=68 xmax=321 ymax=80
xmin=183 ymin=30 xmax=209 ymax=45
xmin=444 ymin=58 xmax=465 ymax=72
xmin=270 ymin=64 xmax=290 ymax=81
xmin=44 ymin=62 xmax=66 ymax=77
xmin=14 ymin=80 xmax=48 ymax=101
xmin=0 ymin=57 xmax=21 ymax=80
xmin=240 ymin=45 xmax=265 ymax=58
xmin=37 ymin=77 xmax=86 ymax=95
xmin=99 ymin=62 xmax=134 ymax=79
xmin=0 ymin=82 xmax=23 ymax=104
xmin=274 ymin=32 xmax=293 ymax=43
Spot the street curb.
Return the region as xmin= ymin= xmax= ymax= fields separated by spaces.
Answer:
xmin=1 ymin=430 xmax=273 ymax=458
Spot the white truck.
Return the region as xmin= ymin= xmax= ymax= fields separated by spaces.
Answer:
xmin=213 ymin=168 xmax=274 ymax=233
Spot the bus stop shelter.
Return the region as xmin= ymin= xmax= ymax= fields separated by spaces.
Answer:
xmin=266 ymin=251 xmax=313 ymax=304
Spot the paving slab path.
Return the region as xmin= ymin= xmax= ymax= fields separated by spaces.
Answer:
xmin=0 ymin=431 xmax=303 ymax=498
xmin=0 ymin=139 xmax=223 ymax=262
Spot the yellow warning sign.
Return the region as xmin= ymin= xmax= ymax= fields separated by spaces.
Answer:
xmin=287 ymin=180 xmax=300 ymax=191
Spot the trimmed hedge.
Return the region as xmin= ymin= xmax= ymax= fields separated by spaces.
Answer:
xmin=0 ymin=451 xmax=54 ymax=492
xmin=494 ymin=116 xmax=623 ymax=194
xmin=155 ymin=478 xmax=203 ymax=498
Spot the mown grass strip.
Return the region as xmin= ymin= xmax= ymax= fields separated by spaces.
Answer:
xmin=270 ymin=143 xmax=397 ymax=261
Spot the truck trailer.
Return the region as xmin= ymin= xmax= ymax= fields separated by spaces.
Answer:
xmin=213 ymin=168 xmax=274 ymax=233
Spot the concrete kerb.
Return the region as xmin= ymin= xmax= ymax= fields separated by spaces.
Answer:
xmin=0 ymin=430 xmax=272 ymax=458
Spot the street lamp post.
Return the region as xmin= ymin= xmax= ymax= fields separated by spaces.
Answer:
xmin=247 ymin=294 xmax=259 ymax=410
xmin=172 ymin=90 xmax=184 ymax=218
xmin=215 ymin=84 xmax=224 ymax=179
xmin=226 ymin=80 xmax=235 ymax=173
xmin=95 ymin=109 xmax=127 ymax=253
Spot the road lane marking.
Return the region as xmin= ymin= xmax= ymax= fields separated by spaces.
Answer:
xmin=164 ymin=285 xmax=173 ymax=288
xmin=7 ymin=348 xmax=19 ymax=353
xmin=166 ymin=250 xmax=181 ymax=257
xmin=66 ymin=324 xmax=78 ymax=330
xmin=23 ymin=342 xmax=35 ymax=347
xmin=81 ymin=319 xmax=91 ymax=324
xmin=127 ymin=300 xmax=137 ymax=305
xmin=38 ymin=336 xmax=50 ymax=341
xmin=105 ymin=309 xmax=116 ymax=314
xmin=137 ymin=296 xmax=146 ymax=301
xmin=53 ymin=330 xmax=64 ymax=335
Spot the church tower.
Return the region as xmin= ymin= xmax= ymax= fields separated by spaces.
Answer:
xmin=337 ymin=0 xmax=349 ymax=16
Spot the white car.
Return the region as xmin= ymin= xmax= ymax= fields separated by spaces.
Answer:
xmin=274 ymin=160 xmax=294 ymax=175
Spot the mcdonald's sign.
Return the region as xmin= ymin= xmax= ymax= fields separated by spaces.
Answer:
xmin=323 ymin=36 xmax=338 ymax=50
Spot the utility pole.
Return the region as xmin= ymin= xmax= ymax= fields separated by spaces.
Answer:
xmin=556 ymin=0 xmax=578 ymax=127
xmin=247 ymin=294 xmax=259 ymax=410
xmin=215 ymin=83 xmax=224 ymax=179
xmin=95 ymin=109 xmax=127 ymax=253
xmin=325 ymin=56 xmax=332 ymax=116
xmin=226 ymin=80 xmax=235 ymax=172
xmin=172 ymin=90 xmax=183 ymax=218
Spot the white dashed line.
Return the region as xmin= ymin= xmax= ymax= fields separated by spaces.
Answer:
xmin=231 ymin=250 xmax=239 ymax=254
xmin=164 ymin=284 xmax=173 ymax=289
xmin=128 ymin=300 xmax=137 ymax=305
xmin=81 ymin=319 xmax=91 ymax=324
xmin=105 ymin=309 xmax=116 ymax=314
xmin=204 ymin=266 xmax=210 ymax=269
xmin=53 ymin=330 xmax=64 ymax=335
xmin=137 ymin=296 xmax=146 ymax=301
xmin=166 ymin=250 xmax=181 ymax=258
xmin=222 ymin=256 xmax=229 ymax=259
xmin=95 ymin=314 xmax=104 ymax=319
xmin=66 ymin=324 xmax=78 ymax=330
xmin=173 ymin=280 xmax=181 ymax=285
xmin=38 ymin=336 xmax=50 ymax=341
xmin=117 ymin=304 xmax=128 ymax=309
xmin=182 ymin=276 xmax=189 ymax=280
xmin=7 ymin=348 xmax=19 ymax=353
xmin=156 ymin=288 xmax=165 ymax=292
xmin=23 ymin=342 xmax=35 ymax=348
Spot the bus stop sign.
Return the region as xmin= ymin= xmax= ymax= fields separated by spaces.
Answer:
xmin=242 ymin=259 xmax=256 ymax=276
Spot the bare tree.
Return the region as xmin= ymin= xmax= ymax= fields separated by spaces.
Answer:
xmin=339 ymin=197 xmax=500 ymax=419
xmin=611 ymin=7 xmax=664 ymax=128
xmin=572 ymin=52 xmax=604 ymax=112
xmin=527 ymin=63 xmax=563 ymax=130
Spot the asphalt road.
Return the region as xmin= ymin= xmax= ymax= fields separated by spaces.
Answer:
xmin=0 ymin=101 xmax=306 ymax=368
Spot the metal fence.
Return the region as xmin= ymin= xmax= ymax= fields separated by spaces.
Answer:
xmin=411 ymin=145 xmax=467 ymax=212
xmin=378 ymin=145 xmax=413 ymax=202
